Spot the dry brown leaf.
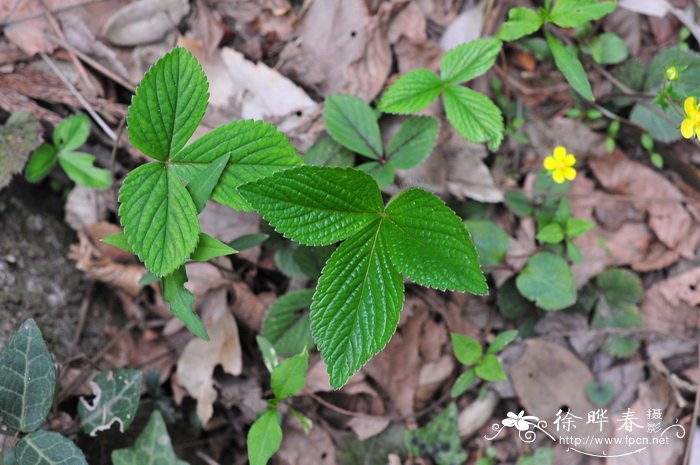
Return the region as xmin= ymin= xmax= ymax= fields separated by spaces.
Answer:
xmin=229 ymin=280 xmax=267 ymax=331
xmin=347 ymin=416 xmax=391 ymax=441
xmin=522 ymin=118 xmax=605 ymax=162
xmin=457 ymin=390 xmax=499 ymax=439
xmin=175 ymin=288 xmax=242 ymax=425
xmin=640 ymin=267 xmax=700 ymax=339
xmin=276 ymin=415 xmax=336 ymax=465
xmin=102 ymin=0 xmax=189 ymax=46
xmin=414 ymin=354 xmax=454 ymax=409
xmin=218 ymin=376 xmax=267 ymax=423
xmin=64 ymin=186 xmax=114 ymax=231
xmin=439 ymin=3 xmax=485 ymax=51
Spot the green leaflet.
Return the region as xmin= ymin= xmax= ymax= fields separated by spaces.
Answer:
xmin=451 ymin=333 xmax=482 ymax=365
xmin=304 ymin=137 xmax=354 ymax=167
xmin=516 ymin=251 xmax=576 ymax=310
xmin=440 ymin=38 xmax=502 ymax=84
xmin=443 ymin=84 xmax=504 ymax=150
xmin=247 ymin=410 xmax=283 ymax=465
xmin=119 ymin=163 xmax=200 ymax=277
xmin=545 ymin=32 xmax=594 ymax=101
xmin=53 ymin=114 xmax=89 ymax=151
xmin=0 ymin=319 xmax=56 ymax=433
xmin=464 ymin=220 xmax=510 ymax=266
xmin=475 ymin=354 xmax=507 ymax=381
xmin=190 ymin=233 xmax=237 ymax=262
xmin=112 ymin=410 xmax=189 ymax=465
xmin=78 ymin=369 xmax=142 ymax=436
xmin=378 ymin=69 xmax=444 ymax=114
xmin=25 ymin=144 xmax=58 ymax=183
xmin=186 ymin=154 xmax=230 ymax=213
xmin=497 ymin=7 xmax=543 ymax=41
xmin=14 ymin=431 xmax=88 ymax=465
xmin=311 ymin=220 xmax=405 ymax=388
xmin=386 ymin=116 xmax=439 ymax=169
xmin=548 ymin=0 xmax=616 ymax=29
xmin=270 ymin=351 xmax=309 ymax=400
xmin=126 ymin=48 xmax=208 ymax=160
xmin=324 ymin=94 xmax=382 ymax=159
xmin=57 ymin=151 xmax=111 ymax=189
xmin=238 ymin=167 xmax=384 ymax=246
xmin=384 ymin=188 xmax=487 ymax=294
xmin=263 ymin=289 xmax=315 ymax=356
xmin=162 ymin=266 xmax=209 ymax=340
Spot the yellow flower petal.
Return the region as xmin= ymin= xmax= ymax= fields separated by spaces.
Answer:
xmin=552 ymin=170 xmax=565 ymax=184
xmin=564 ymin=154 xmax=576 ymax=167
xmin=553 ymin=146 xmax=567 ymax=161
xmin=564 ymin=167 xmax=577 ymax=181
xmin=544 ymin=156 xmax=557 ymax=170
xmin=684 ymin=97 xmax=697 ymax=117
xmin=681 ymin=118 xmax=695 ymax=139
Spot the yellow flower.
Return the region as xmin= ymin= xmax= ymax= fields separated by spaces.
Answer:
xmin=680 ymin=97 xmax=700 ymax=139
xmin=543 ymin=146 xmax=576 ymax=184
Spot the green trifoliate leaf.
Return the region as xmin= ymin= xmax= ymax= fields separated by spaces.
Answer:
xmin=119 ymin=163 xmax=199 ymax=277
xmin=78 ymin=369 xmax=142 ymax=436
xmin=263 ymin=289 xmax=315 ymax=357
xmin=440 ymin=38 xmax=502 ymax=84
xmin=536 ymin=223 xmax=564 ymax=244
xmin=357 ymin=161 xmax=394 ymax=189
xmin=386 ymin=116 xmax=439 ymax=169
xmin=57 ymin=151 xmax=111 ymax=189
xmin=311 ymin=220 xmax=404 ymax=388
xmin=378 ymin=69 xmax=443 ymax=114
xmin=405 ymin=403 xmax=466 ymax=465
xmin=25 ymin=144 xmax=58 ymax=183
xmin=0 ymin=319 xmax=55 ymax=433
xmin=172 ymin=120 xmax=301 ymax=210
xmin=112 ymin=410 xmax=189 ymax=465
xmin=102 ymin=232 xmax=133 ymax=254
xmin=464 ymin=220 xmax=510 ymax=266
xmin=304 ymin=137 xmax=354 ymax=167
xmin=239 ymin=166 xmax=383 ymax=246
xmin=497 ymin=7 xmax=543 ymax=41
xmin=545 ymin=32 xmax=594 ymax=102
xmin=384 ymin=188 xmax=487 ymax=294
xmin=14 ymin=431 xmax=88 ymax=465
xmin=271 ymin=350 xmax=309 ymax=400
xmin=190 ymin=233 xmax=237 ymax=262
xmin=127 ymin=48 xmax=208 ymax=160
xmin=548 ymin=0 xmax=616 ymax=28
xmin=451 ymin=369 xmax=475 ymax=397
xmin=475 ymin=354 xmax=507 ymax=381
xmin=487 ymin=330 xmax=518 ymax=354
xmin=162 ymin=266 xmax=209 ymax=340
xmin=323 ymin=94 xmax=382 ymax=159
xmin=443 ymin=84 xmax=504 ymax=150
xmin=516 ymin=252 xmax=576 ymax=311
xmin=450 ymin=333 xmax=482 ymax=365
xmin=53 ymin=114 xmax=90 ymax=151
xmin=186 ymin=154 xmax=229 ymax=213
xmin=247 ymin=410 xmax=283 ymax=465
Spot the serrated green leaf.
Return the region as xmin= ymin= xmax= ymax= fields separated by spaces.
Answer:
xmin=263 ymin=289 xmax=315 ymax=357
xmin=102 ymin=232 xmax=133 ymax=254
xmin=378 ymin=69 xmax=444 ymax=114
xmin=190 ymin=233 xmax=237 ymax=262
xmin=516 ymin=252 xmax=576 ymax=310
xmin=304 ymin=137 xmax=354 ymax=167
xmin=162 ymin=266 xmax=209 ymax=340
xmin=57 ymin=151 xmax=111 ymax=188
xmin=53 ymin=114 xmax=90 ymax=151
xmin=487 ymin=330 xmax=518 ymax=354
xmin=451 ymin=369 xmax=475 ymax=397
xmin=450 ymin=333 xmax=482 ymax=365
xmin=127 ymin=48 xmax=208 ymax=160
xmin=14 ymin=431 xmax=88 ymax=465
xmin=440 ymin=38 xmax=502 ymax=84
xmin=386 ymin=116 xmax=439 ymax=169
xmin=443 ymin=84 xmax=504 ymax=149
xmin=25 ymin=144 xmax=58 ymax=183
xmin=548 ymin=0 xmax=616 ymax=28
xmin=271 ymin=351 xmax=309 ymax=400
xmin=475 ymin=354 xmax=507 ymax=381
xmin=239 ymin=166 xmax=383 ymax=246
xmin=405 ymin=403 xmax=466 ymax=465
xmin=357 ymin=161 xmax=394 ymax=189
xmin=464 ymin=220 xmax=510 ymax=266
xmin=229 ymin=233 xmax=269 ymax=251
xmin=497 ymin=7 xmax=543 ymax=41
xmin=0 ymin=319 xmax=56 ymax=433
xmin=384 ymin=188 xmax=487 ymax=294
xmin=247 ymin=410 xmax=283 ymax=465
xmin=172 ymin=120 xmax=301 ymax=210
xmin=311 ymin=220 xmax=404 ymax=388
xmin=186 ymin=154 xmax=229 ymax=213
xmin=78 ymin=369 xmax=142 ymax=436
xmin=324 ymin=94 xmax=382 ymax=159
xmin=119 ymin=163 xmax=199 ymax=277
xmin=536 ymin=223 xmax=564 ymax=243
xmin=112 ymin=410 xmax=189 ymax=465
xmin=566 ymin=217 xmax=594 ymax=238
xmin=275 ymin=243 xmax=333 ymax=280
xmin=545 ymin=32 xmax=594 ymax=101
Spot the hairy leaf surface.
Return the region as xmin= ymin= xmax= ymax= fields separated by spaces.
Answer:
xmin=378 ymin=69 xmax=443 ymax=114
xmin=324 ymin=94 xmax=382 ymax=159
xmin=442 ymin=84 xmax=504 ymax=150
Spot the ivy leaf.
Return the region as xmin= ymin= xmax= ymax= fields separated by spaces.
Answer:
xmin=450 ymin=333 xmax=482 ymax=365
xmin=126 ymin=48 xmax=208 ymax=160
xmin=190 ymin=233 xmax=237 ymax=262
xmin=172 ymin=120 xmax=301 ymax=210
xmin=162 ymin=266 xmax=209 ymax=340
xmin=475 ymin=354 xmax=507 ymax=381
xmin=545 ymin=32 xmax=594 ymax=101
xmin=405 ymin=403 xmax=467 ymax=465
xmin=270 ymin=351 xmax=309 ymax=400
xmin=119 ymin=163 xmax=199 ymax=277
xmin=25 ymin=144 xmax=58 ymax=183
xmin=378 ymin=69 xmax=444 ymax=114
xmin=57 ymin=151 xmax=111 ymax=189
xmin=442 ymin=84 xmax=504 ymax=150
xmin=78 ymin=369 xmax=142 ymax=436
xmin=516 ymin=252 xmax=576 ymax=310
xmin=311 ymin=220 xmax=404 ymax=388
xmin=324 ymin=94 xmax=382 ymax=159
xmin=112 ymin=410 xmax=189 ymax=465
xmin=239 ymin=167 xmax=383 ymax=246
xmin=0 ymin=319 xmax=56 ymax=433
xmin=464 ymin=220 xmax=510 ymax=266
xmin=384 ymin=188 xmax=487 ymax=294
xmin=304 ymin=137 xmax=354 ymax=167
xmin=53 ymin=114 xmax=90 ymax=151
xmin=497 ymin=7 xmax=543 ymax=41
xmin=386 ymin=116 xmax=439 ymax=169
xmin=263 ymin=289 xmax=315 ymax=356
xmin=14 ymin=431 xmax=88 ymax=465
xmin=548 ymin=0 xmax=616 ymax=29
xmin=247 ymin=410 xmax=283 ymax=465
xmin=186 ymin=154 xmax=229 ymax=213
xmin=440 ymin=38 xmax=502 ymax=84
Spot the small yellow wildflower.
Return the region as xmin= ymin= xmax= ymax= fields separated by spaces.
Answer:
xmin=543 ymin=146 xmax=576 ymax=184
xmin=680 ymin=97 xmax=700 ymax=139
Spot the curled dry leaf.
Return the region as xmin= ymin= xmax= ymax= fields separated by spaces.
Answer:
xmin=640 ymin=267 xmax=700 ymax=339
xmin=103 ymin=0 xmax=190 ymax=46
